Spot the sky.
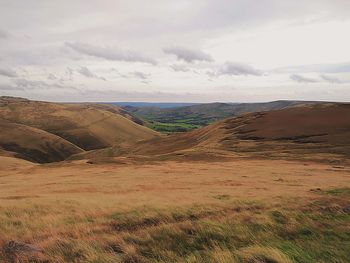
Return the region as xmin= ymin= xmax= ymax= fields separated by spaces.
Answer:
xmin=0 ymin=0 xmax=350 ymax=102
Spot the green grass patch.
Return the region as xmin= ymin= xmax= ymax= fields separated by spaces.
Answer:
xmin=321 ymin=187 xmax=350 ymax=196
xmin=145 ymin=121 xmax=201 ymax=133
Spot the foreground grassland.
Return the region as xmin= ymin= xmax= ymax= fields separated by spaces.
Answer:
xmin=1 ymin=192 xmax=349 ymax=262
xmin=0 ymin=160 xmax=349 ymax=262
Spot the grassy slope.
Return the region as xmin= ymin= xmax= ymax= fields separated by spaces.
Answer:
xmin=0 ymin=121 xmax=83 ymax=163
xmin=0 ymin=97 xmax=159 ymax=162
xmin=0 ymin=97 xmax=159 ymax=150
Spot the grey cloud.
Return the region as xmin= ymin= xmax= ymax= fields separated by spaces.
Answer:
xmin=110 ymin=69 xmax=150 ymax=82
xmin=77 ymin=66 xmax=106 ymax=81
xmin=0 ymin=68 xmax=18 ymax=78
xmin=110 ymin=68 xmax=129 ymax=78
xmin=320 ymin=74 xmax=342 ymax=83
xmin=216 ymin=62 xmax=263 ymax=76
xmin=65 ymin=42 xmax=157 ymax=65
xmin=290 ymin=74 xmax=318 ymax=83
xmin=163 ymin=46 xmax=213 ymax=63
xmin=132 ymin=71 xmax=150 ymax=80
xmin=170 ymin=64 xmax=189 ymax=72
xmin=77 ymin=67 xmax=95 ymax=78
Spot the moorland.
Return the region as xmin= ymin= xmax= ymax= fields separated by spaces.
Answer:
xmin=0 ymin=96 xmax=349 ymax=262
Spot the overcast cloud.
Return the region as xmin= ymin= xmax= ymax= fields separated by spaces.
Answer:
xmin=0 ymin=0 xmax=349 ymax=102
xmin=0 ymin=29 xmax=9 ymax=39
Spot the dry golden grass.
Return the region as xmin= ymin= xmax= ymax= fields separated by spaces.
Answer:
xmin=0 ymin=158 xmax=349 ymax=262
xmin=1 ymin=158 xmax=349 ymax=209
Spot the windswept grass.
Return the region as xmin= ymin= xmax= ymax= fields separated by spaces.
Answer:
xmin=0 ymin=189 xmax=349 ymax=262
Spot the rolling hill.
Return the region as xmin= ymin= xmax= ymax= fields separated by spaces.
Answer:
xmin=0 ymin=96 xmax=159 ymax=162
xmin=122 ymin=100 xmax=319 ymax=132
xmin=2 ymin=97 xmax=348 ymax=164
xmin=0 ymin=121 xmax=83 ymax=163
xmin=83 ymin=102 xmax=350 ymax=163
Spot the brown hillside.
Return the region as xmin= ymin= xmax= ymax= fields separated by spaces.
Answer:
xmin=225 ymin=103 xmax=350 ymax=144
xmin=0 ymin=97 xmax=159 ymax=151
xmin=0 ymin=121 xmax=83 ymax=163
xmin=87 ymin=103 xmax=350 ymax=162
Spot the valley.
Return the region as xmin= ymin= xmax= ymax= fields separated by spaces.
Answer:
xmin=0 ymin=97 xmax=349 ymax=262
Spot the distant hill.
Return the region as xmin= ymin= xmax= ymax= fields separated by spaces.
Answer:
xmin=109 ymin=102 xmax=199 ymax=108
xmin=122 ymin=100 xmax=320 ymax=132
xmin=0 ymin=97 xmax=159 ymax=163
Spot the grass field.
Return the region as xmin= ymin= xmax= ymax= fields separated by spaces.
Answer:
xmin=0 ymin=159 xmax=349 ymax=262
xmin=145 ymin=121 xmax=201 ymax=133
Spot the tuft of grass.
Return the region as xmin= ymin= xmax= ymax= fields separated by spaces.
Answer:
xmin=270 ymin=210 xmax=288 ymax=225
xmin=237 ymin=246 xmax=292 ymax=263
xmin=321 ymin=187 xmax=350 ymax=196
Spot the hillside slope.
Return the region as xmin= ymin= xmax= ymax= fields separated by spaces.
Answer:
xmin=0 ymin=121 xmax=83 ymax=163
xmin=85 ymin=103 xmax=350 ymax=163
xmin=0 ymin=97 xmax=159 ymax=151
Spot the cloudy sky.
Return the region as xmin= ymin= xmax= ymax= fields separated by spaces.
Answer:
xmin=0 ymin=0 xmax=350 ymax=102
